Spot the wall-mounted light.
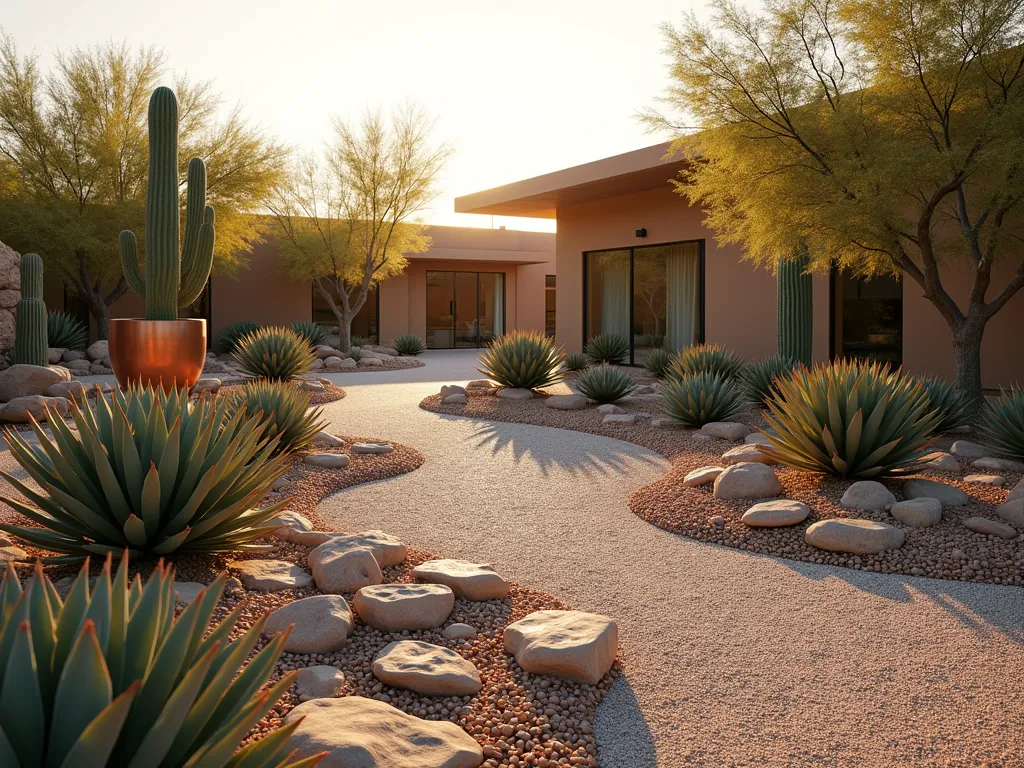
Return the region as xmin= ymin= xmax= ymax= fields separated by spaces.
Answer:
xmin=635 ymin=228 xmax=647 ymax=238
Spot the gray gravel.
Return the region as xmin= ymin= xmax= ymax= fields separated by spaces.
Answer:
xmin=313 ymin=350 xmax=1022 ymax=768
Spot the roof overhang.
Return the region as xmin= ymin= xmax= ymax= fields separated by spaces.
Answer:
xmin=454 ymin=141 xmax=687 ymax=219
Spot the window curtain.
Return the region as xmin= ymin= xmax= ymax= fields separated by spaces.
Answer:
xmin=493 ymin=275 xmax=505 ymax=336
xmin=601 ymin=255 xmax=631 ymax=340
xmin=666 ymin=243 xmax=700 ymax=352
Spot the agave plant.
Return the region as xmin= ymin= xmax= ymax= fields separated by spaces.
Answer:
xmin=642 ymin=348 xmax=673 ymax=379
xmin=977 ymin=386 xmax=1024 ymax=460
xmin=669 ymin=343 xmax=745 ymax=381
xmin=291 ymin=321 xmax=329 ymax=348
xmin=226 ymin=380 xmax=326 ymax=455
xmin=0 ymin=385 xmax=289 ymax=561
xmin=741 ymin=355 xmax=800 ymax=405
xmin=584 ymin=333 xmax=629 ymax=365
xmin=915 ymin=374 xmax=976 ymax=434
xmin=564 ymin=352 xmax=589 ymax=373
xmin=477 ymin=330 xmax=565 ymax=390
xmin=47 ymin=311 xmax=88 ymax=350
xmin=760 ymin=360 xmax=939 ymax=477
xmin=217 ymin=321 xmax=260 ymax=353
xmin=576 ymin=364 xmax=636 ymax=404
xmin=392 ymin=333 xmax=426 ymax=356
xmin=662 ymin=372 xmax=744 ymax=426
xmin=0 ymin=554 xmax=323 ymax=768
xmin=233 ymin=326 xmax=314 ymax=381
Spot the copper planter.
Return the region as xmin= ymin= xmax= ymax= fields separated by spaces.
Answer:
xmin=108 ymin=318 xmax=207 ymax=391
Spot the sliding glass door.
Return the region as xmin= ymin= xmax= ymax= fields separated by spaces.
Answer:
xmin=584 ymin=241 xmax=704 ymax=365
xmin=426 ymin=271 xmax=505 ymax=349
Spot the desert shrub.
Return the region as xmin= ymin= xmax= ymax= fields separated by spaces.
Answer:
xmin=350 ymin=335 xmax=369 ymax=348
xmin=642 ymin=348 xmax=673 ymax=379
xmin=662 ymin=371 xmax=744 ymax=426
xmin=0 ymin=554 xmax=314 ymax=767
xmin=977 ymin=386 xmax=1024 ymax=460
xmin=393 ymin=333 xmax=427 ymax=356
xmin=669 ymin=343 xmax=745 ymax=380
xmin=584 ymin=333 xmax=629 ymax=365
xmin=226 ymin=379 xmax=326 ymax=455
xmin=576 ymin=364 xmax=636 ymax=404
xmin=564 ymin=352 xmax=589 ymax=372
xmin=477 ymin=330 xmax=565 ymax=390
xmin=218 ymin=320 xmax=260 ymax=353
xmin=741 ymin=355 xmax=800 ymax=405
xmin=233 ymin=326 xmax=314 ymax=381
xmin=291 ymin=320 xmax=329 ymax=347
xmin=47 ymin=311 xmax=88 ymax=349
xmin=916 ymin=374 xmax=977 ymax=434
xmin=761 ymin=359 xmax=939 ymax=477
xmin=0 ymin=384 xmax=288 ymax=559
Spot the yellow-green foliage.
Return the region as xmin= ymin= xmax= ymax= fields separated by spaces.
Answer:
xmin=477 ymin=330 xmax=565 ymax=390
xmin=668 ymin=343 xmax=745 ymax=380
xmin=226 ymin=379 xmax=326 ymax=455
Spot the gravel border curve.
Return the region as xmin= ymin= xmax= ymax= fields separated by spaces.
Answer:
xmin=421 ymin=390 xmax=1023 ymax=588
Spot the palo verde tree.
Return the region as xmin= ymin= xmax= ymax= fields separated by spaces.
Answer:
xmin=644 ymin=0 xmax=1024 ymax=402
xmin=0 ymin=34 xmax=287 ymax=339
xmin=268 ymin=105 xmax=450 ymax=352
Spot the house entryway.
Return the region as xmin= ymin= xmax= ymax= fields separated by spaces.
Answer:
xmin=425 ymin=270 xmax=505 ymax=349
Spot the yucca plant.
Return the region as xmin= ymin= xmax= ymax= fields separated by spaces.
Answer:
xmin=233 ymin=326 xmax=314 ymax=381
xmin=393 ymin=333 xmax=426 ymax=356
xmin=662 ymin=371 xmax=744 ymax=426
xmin=576 ymin=364 xmax=636 ymax=404
xmin=669 ymin=343 xmax=745 ymax=381
xmin=0 ymin=554 xmax=323 ymax=768
xmin=564 ymin=352 xmax=589 ymax=373
xmin=477 ymin=330 xmax=565 ymax=390
xmin=916 ymin=374 xmax=976 ymax=434
xmin=291 ymin=321 xmax=329 ymax=348
xmin=741 ymin=355 xmax=800 ymax=405
xmin=47 ymin=311 xmax=88 ymax=350
xmin=760 ymin=359 xmax=939 ymax=477
xmin=226 ymin=380 xmax=326 ymax=455
xmin=977 ymin=386 xmax=1024 ymax=460
xmin=584 ymin=333 xmax=629 ymax=365
xmin=0 ymin=385 xmax=289 ymax=561
xmin=217 ymin=321 xmax=260 ymax=353
xmin=642 ymin=348 xmax=673 ymax=379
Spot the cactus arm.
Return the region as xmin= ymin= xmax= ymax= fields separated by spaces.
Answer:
xmin=118 ymin=230 xmax=146 ymax=298
xmin=178 ymin=206 xmax=215 ymax=307
xmin=144 ymin=87 xmax=180 ymax=321
xmin=179 ymin=157 xmax=207 ymax=278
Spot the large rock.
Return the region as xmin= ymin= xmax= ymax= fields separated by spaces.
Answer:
xmin=443 ymin=394 xmax=467 ymax=404
xmin=312 ymin=531 xmax=407 ymax=569
xmin=1008 ymin=478 xmax=1024 ymax=503
xmin=443 ymin=623 xmax=478 ymax=640
xmin=44 ymin=380 xmax=87 ymax=403
xmin=268 ymin=510 xmax=316 ymax=543
xmin=496 ymin=387 xmax=534 ymax=400
xmin=86 ymin=340 xmax=108 ymax=361
xmin=602 ymin=414 xmax=636 ymax=424
xmin=0 ymin=395 xmax=70 ymax=423
xmin=683 ymin=466 xmax=723 ymax=487
xmin=357 ymin=357 xmax=384 ymax=367
xmin=741 ymin=499 xmax=810 ymax=527
xmin=285 ymin=697 xmax=483 ymax=768
xmin=544 ymin=394 xmax=587 ymax=410
xmin=412 ymin=559 xmax=510 ymax=601
xmin=309 ymin=544 xmax=382 ymax=594
xmin=439 ymin=384 xmax=467 ymax=398
xmin=504 ymin=610 xmax=618 ymax=685
xmin=0 ymin=241 xmax=17 ymax=351
xmin=964 ymin=473 xmax=1006 ymax=486
xmin=304 ymin=453 xmax=350 ymax=469
xmin=353 ymin=583 xmax=454 ymax=632
xmin=295 ymin=665 xmax=346 ymax=702
xmin=996 ymin=498 xmax=1024 ymax=527
xmin=265 ymin=594 xmax=353 ymax=653
xmin=972 ymin=456 xmax=1024 ymax=473
xmin=889 ymin=498 xmax=942 ymax=528
xmin=743 ymin=432 xmax=773 ymax=446
xmin=840 ymin=481 xmax=896 ymax=511
xmin=234 ymin=560 xmax=313 ymax=591
xmin=924 ymin=452 xmax=960 ymax=472
xmin=700 ymin=422 xmax=750 ymax=441
xmin=963 ymin=517 xmax=1018 ymax=539
xmin=902 ymin=478 xmax=969 ymax=506
xmin=372 ymin=640 xmax=482 ymax=696
xmin=0 ymin=364 xmax=70 ymax=401
xmin=314 ymin=345 xmax=339 ymax=359
xmin=721 ymin=444 xmax=777 ymax=466
xmin=310 ymin=431 xmax=346 ymax=448
xmin=713 ymin=463 xmax=782 ymax=500
xmin=351 ymin=442 xmax=393 ymax=455
xmin=949 ymin=440 xmax=991 ymax=458
xmin=805 ymin=519 xmax=905 ymax=554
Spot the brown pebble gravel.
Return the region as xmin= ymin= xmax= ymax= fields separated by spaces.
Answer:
xmin=421 ymin=387 xmax=1023 ymax=588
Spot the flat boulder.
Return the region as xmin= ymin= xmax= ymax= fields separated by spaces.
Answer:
xmin=0 ymin=545 xmax=27 ymax=562
xmin=43 ymin=380 xmax=87 ymax=402
xmin=443 ymin=394 xmax=467 ymax=404
xmin=295 ymin=665 xmax=346 ymax=702
xmin=721 ymin=444 xmax=777 ymax=466
xmin=86 ymin=340 xmax=108 ymax=361
xmin=439 ymin=384 xmax=466 ymax=398
xmin=713 ymin=462 xmax=782 ymax=500
xmin=972 ymin=456 xmax=1024 ymax=473
xmin=963 ymin=517 xmax=1017 ymax=539
xmin=683 ymin=466 xmax=723 ymax=487
xmin=442 ymin=623 xmax=477 ymax=640
xmin=596 ymin=404 xmax=625 ymax=415
xmin=902 ymin=478 xmax=969 ymax=506
xmin=234 ymin=559 xmax=313 ymax=591
xmin=265 ymin=594 xmax=353 ymax=653
xmin=173 ymin=582 xmax=206 ymax=604
xmin=372 ymin=640 xmax=482 ymax=696
xmin=412 ymin=559 xmax=510 ymax=601
xmin=268 ymin=510 xmax=316 ymax=543
xmin=1009 ymin=478 xmax=1024 ymax=503
xmin=304 ymin=453 xmax=350 ymax=469
xmin=496 ymin=388 xmax=533 ymax=400
xmin=353 ymin=583 xmax=454 ymax=632
xmin=504 ymin=610 xmax=618 ymax=685
xmin=465 ymin=379 xmax=493 ymax=390
xmin=964 ymin=474 xmax=1005 ymax=486
xmin=700 ymin=421 xmax=750 ymax=441
xmin=314 ymin=530 xmax=407 ymax=568
xmin=357 ymin=357 xmax=384 ymax=367
xmin=0 ymin=395 xmax=70 ymax=423
xmin=996 ymin=499 xmax=1024 ymax=527
xmin=351 ymin=442 xmax=393 ymax=455
xmin=741 ymin=500 xmax=810 ymax=527
xmin=285 ymin=697 xmax=483 ymax=768
xmin=805 ymin=519 xmax=905 ymax=554
xmin=840 ymin=481 xmax=896 ymax=511
xmin=743 ymin=432 xmax=773 ymax=446
xmin=310 ymin=431 xmax=346 ymax=448
xmin=602 ymin=414 xmax=636 ymax=424
xmin=889 ymin=498 xmax=942 ymax=528
xmin=544 ymin=394 xmax=587 ymax=410
xmin=950 ymin=440 xmax=991 ymax=458
xmin=0 ymin=364 xmax=70 ymax=401
xmin=309 ymin=544 xmax=382 ymax=594
xmin=924 ymin=452 xmax=960 ymax=472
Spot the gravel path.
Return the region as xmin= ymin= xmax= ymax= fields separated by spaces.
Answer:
xmin=315 ymin=351 xmax=1022 ymax=768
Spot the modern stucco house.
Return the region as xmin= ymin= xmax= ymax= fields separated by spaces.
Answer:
xmin=455 ymin=142 xmax=1024 ymax=390
xmin=43 ymin=225 xmax=555 ymax=351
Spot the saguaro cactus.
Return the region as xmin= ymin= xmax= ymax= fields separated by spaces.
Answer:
xmin=777 ymin=246 xmax=813 ymax=365
xmin=13 ymin=252 xmax=48 ymax=366
xmin=119 ymin=86 xmax=215 ymax=321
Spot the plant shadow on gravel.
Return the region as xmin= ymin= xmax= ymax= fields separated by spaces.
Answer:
xmin=592 ymin=676 xmax=658 ymax=768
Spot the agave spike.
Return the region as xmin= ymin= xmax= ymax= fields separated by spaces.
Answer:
xmin=662 ymin=371 xmax=744 ymax=426
xmin=477 ymin=330 xmax=565 ymax=390
xmin=232 ymin=327 xmax=315 ymax=381
xmin=575 ymin=364 xmax=636 ymax=404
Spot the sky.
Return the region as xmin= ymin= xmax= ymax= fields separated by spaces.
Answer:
xmin=2 ymin=0 xmax=704 ymax=232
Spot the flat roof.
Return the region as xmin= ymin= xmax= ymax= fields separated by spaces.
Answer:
xmin=454 ymin=141 xmax=686 ymax=219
